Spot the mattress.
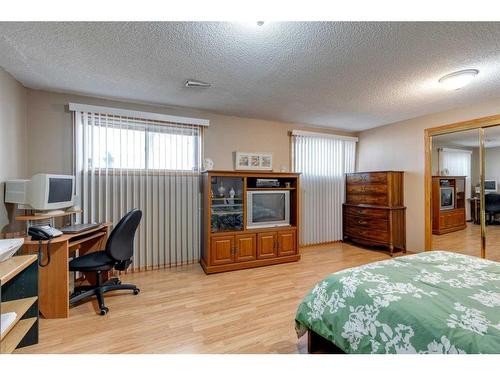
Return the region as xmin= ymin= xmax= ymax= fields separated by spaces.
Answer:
xmin=295 ymin=251 xmax=500 ymax=354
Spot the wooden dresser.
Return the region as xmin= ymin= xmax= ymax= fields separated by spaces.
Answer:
xmin=343 ymin=171 xmax=406 ymax=255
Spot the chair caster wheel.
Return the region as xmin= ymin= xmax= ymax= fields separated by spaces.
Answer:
xmin=100 ymin=307 xmax=109 ymax=315
xmin=133 ymin=288 xmax=140 ymax=295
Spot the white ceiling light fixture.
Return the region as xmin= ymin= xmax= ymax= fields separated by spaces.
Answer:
xmin=184 ymin=79 xmax=211 ymax=88
xmin=438 ymin=69 xmax=479 ymax=90
xmin=256 ymin=21 xmax=265 ymax=26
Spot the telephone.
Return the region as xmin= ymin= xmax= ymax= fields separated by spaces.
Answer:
xmin=28 ymin=225 xmax=63 ymax=240
xmin=28 ymin=225 xmax=62 ymax=267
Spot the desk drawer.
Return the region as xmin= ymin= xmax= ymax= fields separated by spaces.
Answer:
xmin=346 ymin=193 xmax=388 ymax=206
xmin=345 ymin=226 xmax=389 ymax=243
xmin=344 ymin=206 xmax=389 ymax=219
xmin=346 ymin=172 xmax=387 ymax=185
xmin=345 ymin=215 xmax=388 ymax=232
xmin=347 ymin=183 xmax=388 ymax=195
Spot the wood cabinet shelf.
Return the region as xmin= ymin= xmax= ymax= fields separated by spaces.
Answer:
xmin=0 ymin=255 xmax=38 ymax=354
xmin=247 ymin=187 xmax=296 ymax=190
xmin=0 ymin=297 xmax=37 ymax=341
xmin=0 ymin=318 xmax=37 ymax=354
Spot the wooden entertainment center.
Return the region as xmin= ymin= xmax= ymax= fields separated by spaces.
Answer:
xmin=432 ymin=176 xmax=467 ymax=234
xmin=200 ymin=171 xmax=300 ymax=274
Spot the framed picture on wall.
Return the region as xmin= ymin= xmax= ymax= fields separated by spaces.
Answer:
xmin=234 ymin=152 xmax=273 ymax=170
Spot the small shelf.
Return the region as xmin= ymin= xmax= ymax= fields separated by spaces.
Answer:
xmin=211 ymin=211 xmax=244 ymax=216
xmin=0 ymin=297 xmax=38 ymax=341
xmin=0 ymin=317 xmax=37 ymax=354
xmin=68 ymin=231 xmax=106 ymax=247
xmin=211 ymin=197 xmax=243 ymax=201
xmin=211 ymin=203 xmax=243 ymax=208
xmin=15 ymin=209 xmax=82 ymax=222
xmin=247 ymin=187 xmax=296 ymax=191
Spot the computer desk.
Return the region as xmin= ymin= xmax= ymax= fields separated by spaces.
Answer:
xmin=22 ymin=223 xmax=112 ymax=319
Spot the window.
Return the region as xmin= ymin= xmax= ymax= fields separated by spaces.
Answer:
xmin=86 ymin=116 xmax=201 ymax=171
xmin=73 ymin=106 xmax=207 ymax=269
xmin=292 ymin=130 xmax=357 ymax=245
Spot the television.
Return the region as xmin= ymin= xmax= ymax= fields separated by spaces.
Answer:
xmin=440 ymin=186 xmax=454 ymax=210
xmin=246 ymin=190 xmax=290 ymax=229
xmin=5 ymin=174 xmax=75 ymax=211
xmin=485 ymin=180 xmax=497 ymax=193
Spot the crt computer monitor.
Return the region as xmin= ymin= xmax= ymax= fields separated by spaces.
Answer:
xmin=484 ymin=180 xmax=497 ymax=193
xmin=5 ymin=174 xmax=75 ymax=211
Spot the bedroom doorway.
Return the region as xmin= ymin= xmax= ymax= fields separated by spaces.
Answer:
xmin=425 ymin=115 xmax=500 ymax=260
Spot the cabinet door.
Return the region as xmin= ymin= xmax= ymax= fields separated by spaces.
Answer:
xmin=277 ymin=230 xmax=297 ymax=256
xmin=235 ymin=234 xmax=256 ymax=262
xmin=257 ymin=232 xmax=277 ymax=259
xmin=210 ymin=235 xmax=234 ymax=265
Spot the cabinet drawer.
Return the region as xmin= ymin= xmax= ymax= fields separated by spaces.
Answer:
xmin=439 ymin=210 xmax=465 ymax=228
xmin=346 ymin=172 xmax=387 ymax=185
xmin=347 ymin=183 xmax=387 ymax=195
xmin=344 ymin=206 xmax=389 ymax=219
xmin=345 ymin=194 xmax=388 ymax=206
xmin=345 ymin=226 xmax=389 ymax=243
xmin=345 ymin=215 xmax=388 ymax=232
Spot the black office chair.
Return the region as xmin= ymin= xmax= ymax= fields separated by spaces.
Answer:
xmin=485 ymin=193 xmax=500 ymax=224
xmin=69 ymin=209 xmax=142 ymax=315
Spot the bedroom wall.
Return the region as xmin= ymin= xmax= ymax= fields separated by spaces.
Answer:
xmin=0 ymin=68 xmax=27 ymax=235
xmin=25 ymin=89 xmax=353 ymax=176
xmin=356 ymin=98 xmax=500 ymax=252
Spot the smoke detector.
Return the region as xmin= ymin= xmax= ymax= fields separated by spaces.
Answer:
xmin=185 ymin=79 xmax=211 ymax=88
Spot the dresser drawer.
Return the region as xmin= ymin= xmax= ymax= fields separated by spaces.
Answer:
xmin=347 ymin=183 xmax=387 ymax=195
xmin=345 ymin=226 xmax=389 ymax=243
xmin=346 ymin=172 xmax=387 ymax=185
xmin=345 ymin=215 xmax=388 ymax=232
xmin=346 ymin=194 xmax=388 ymax=206
xmin=344 ymin=206 xmax=389 ymax=219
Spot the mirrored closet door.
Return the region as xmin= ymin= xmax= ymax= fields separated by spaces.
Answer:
xmin=483 ymin=126 xmax=500 ymax=262
xmin=430 ymin=129 xmax=481 ymax=258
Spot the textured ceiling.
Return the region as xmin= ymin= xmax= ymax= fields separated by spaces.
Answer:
xmin=1 ymin=22 xmax=500 ymax=131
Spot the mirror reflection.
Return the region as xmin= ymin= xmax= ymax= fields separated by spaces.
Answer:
xmin=430 ymin=129 xmax=480 ymax=257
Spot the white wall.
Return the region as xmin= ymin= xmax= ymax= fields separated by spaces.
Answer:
xmin=357 ymin=98 xmax=500 ymax=251
xmin=26 ymin=89 xmax=353 ymax=176
xmin=0 ymin=68 xmax=27 ymax=235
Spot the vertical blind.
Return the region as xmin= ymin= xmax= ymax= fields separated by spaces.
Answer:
xmin=73 ymin=108 xmax=205 ymax=270
xmin=292 ymin=131 xmax=357 ymax=246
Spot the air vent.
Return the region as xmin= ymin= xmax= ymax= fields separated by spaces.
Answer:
xmin=185 ymin=80 xmax=211 ymax=88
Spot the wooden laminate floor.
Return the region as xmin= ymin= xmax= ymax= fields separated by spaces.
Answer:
xmin=432 ymin=222 xmax=500 ymax=262
xmin=17 ymin=242 xmax=401 ymax=354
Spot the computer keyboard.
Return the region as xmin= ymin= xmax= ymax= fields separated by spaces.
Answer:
xmin=61 ymin=223 xmax=100 ymax=234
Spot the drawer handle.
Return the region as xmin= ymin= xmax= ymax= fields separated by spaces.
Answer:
xmin=358 ymin=220 xmax=367 ymax=225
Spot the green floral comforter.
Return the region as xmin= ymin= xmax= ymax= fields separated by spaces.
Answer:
xmin=295 ymin=251 xmax=500 ymax=354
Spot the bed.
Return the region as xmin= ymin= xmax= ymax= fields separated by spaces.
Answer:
xmin=295 ymin=251 xmax=500 ymax=354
